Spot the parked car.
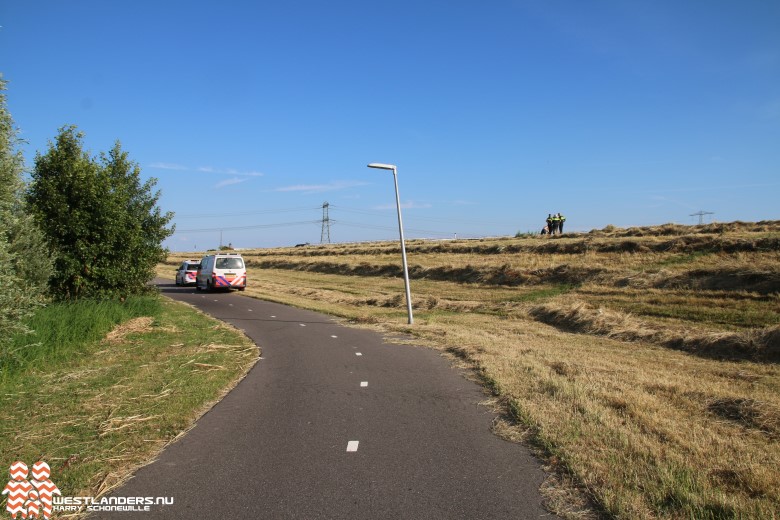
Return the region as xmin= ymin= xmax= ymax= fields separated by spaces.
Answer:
xmin=175 ymin=260 xmax=201 ymax=286
xmin=196 ymin=253 xmax=247 ymax=291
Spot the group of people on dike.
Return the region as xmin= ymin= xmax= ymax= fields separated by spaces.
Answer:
xmin=542 ymin=213 xmax=566 ymax=235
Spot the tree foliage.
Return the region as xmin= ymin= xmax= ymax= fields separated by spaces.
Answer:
xmin=0 ymin=76 xmax=51 ymax=348
xmin=28 ymin=126 xmax=174 ymax=299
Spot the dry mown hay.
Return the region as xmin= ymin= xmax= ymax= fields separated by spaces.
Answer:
xmin=530 ymin=301 xmax=780 ymax=362
xmin=654 ymin=267 xmax=780 ymax=294
xmin=707 ymin=397 xmax=780 ymax=438
xmin=588 ymin=220 xmax=780 ymax=238
xmin=103 ymin=317 xmax=154 ymax=343
xmin=252 ymin=259 xmax=610 ymax=287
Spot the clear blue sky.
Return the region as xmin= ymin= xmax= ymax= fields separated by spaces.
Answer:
xmin=2 ymin=1 xmax=779 ymax=250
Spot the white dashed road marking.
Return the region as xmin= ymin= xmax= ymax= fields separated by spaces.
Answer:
xmin=248 ymin=309 xmax=253 ymax=312
xmin=331 ymin=335 xmax=338 ymax=338
xmin=300 ymin=323 xmax=306 ymax=327
xmin=346 ymin=441 xmax=359 ymax=452
xmin=271 ymin=315 xmax=276 ymax=318
xmin=360 ymin=382 xmax=368 ymax=387
xmin=356 ymin=352 xmax=362 ymax=356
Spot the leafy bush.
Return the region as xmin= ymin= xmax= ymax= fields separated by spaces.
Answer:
xmin=28 ymin=126 xmax=174 ymax=299
xmin=0 ymin=77 xmax=50 ymax=350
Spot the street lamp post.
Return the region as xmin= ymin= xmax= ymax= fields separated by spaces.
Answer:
xmin=367 ymin=163 xmax=413 ymax=325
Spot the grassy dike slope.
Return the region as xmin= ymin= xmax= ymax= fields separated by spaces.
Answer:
xmin=164 ymin=221 xmax=779 ymax=519
xmin=0 ymin=296 xmax=258 ymax=503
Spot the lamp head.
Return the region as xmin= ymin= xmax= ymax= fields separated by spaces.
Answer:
xmin=367 ymin=163 xmax=396 ymax=171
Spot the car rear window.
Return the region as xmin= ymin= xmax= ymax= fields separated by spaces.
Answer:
xmin=186 ymin=264 xmax=201 ymax=271
xmin=215 ymin=257 xmax=244 ymax=269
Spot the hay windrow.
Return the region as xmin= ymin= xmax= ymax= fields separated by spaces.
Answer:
xmin=707 ymin=397 xmax=780 ymax=439
xmin=530 ymin=300 xmax=780 ymax=362
xmin=241 ymin=257 xmax=780 ymax=296
xmin=248 ymin=259 xmax=611 ymax=287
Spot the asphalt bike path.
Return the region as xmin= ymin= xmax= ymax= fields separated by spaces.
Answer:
xmin=95 ymin=281 xmax=554 ymax=519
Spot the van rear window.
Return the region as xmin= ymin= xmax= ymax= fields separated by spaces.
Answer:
xmin=216 ymin=258 xmax=244 ymax=269
xmin=186 ymin=264 xmax=200 ymax=271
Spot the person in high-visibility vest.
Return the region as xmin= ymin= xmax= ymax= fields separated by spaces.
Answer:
xmin=545 ymin=214 xmax=553 ymax=235
xmin=550 ymin=214 xmax=561 ymax=234
xmin=558 ymin=213 xmax=566 ymax=234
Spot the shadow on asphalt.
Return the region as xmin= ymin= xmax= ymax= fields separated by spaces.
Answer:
xmin=153 ymin=282 xmax=337 ymax=325
xmin=156 ymin=283 xmax=211 ymax=294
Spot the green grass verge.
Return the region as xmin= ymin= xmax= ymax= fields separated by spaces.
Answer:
xmin=0 ymin=295 xmax=258 ymax=500
xmin=1 ymin=297 xmax=162 ymax=376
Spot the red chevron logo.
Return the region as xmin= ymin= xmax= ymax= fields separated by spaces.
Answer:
xmin=31 ymin=462 xmax=50 ymax=482
xmin=5 ymin=460 xmax=60 ymax=519
xmin=8 ymin=462 xmax=27 ymax=481
xmin=33 ymin=483 xmax=56 ymax=493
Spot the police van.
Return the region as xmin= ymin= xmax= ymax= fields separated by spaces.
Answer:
xmin=196 ymin=253 xmax=247 ymax=291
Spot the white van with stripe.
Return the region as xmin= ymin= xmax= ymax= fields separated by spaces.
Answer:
xmin=196 ymin=253 xmax=247 ymax=292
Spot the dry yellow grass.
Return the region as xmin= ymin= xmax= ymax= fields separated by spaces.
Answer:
xmin=161 ymin=221 xmax=780 ymax=518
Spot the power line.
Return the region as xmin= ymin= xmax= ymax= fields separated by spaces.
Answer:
xmin=336 ymin=220 xmax=468 ymax=238
xmin=331 ymin=205 xmax=510 ymax=227
xmin=171 ymin=204 xmax=493 ymax=240
xmin=174 ymin=220 xmax=320 ymax=233
xmin=175 ymin=206 xmax=321 ymax=219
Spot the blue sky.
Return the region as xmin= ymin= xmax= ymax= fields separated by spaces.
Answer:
xmin=2 ymin=1 xmax=779 ymax=250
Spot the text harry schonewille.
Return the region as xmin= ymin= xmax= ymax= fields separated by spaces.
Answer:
xmin=53 ymin=495 xmax=174 ymax=512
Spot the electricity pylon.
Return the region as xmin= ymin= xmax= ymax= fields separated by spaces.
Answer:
xmin=689 ymin=211 xmax=714 ymax=225
xmin=320 ymin=202 xmax=331 ymax=243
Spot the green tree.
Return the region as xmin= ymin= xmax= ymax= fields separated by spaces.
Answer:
xmin=28 ymin=126 xmax=174 ymax=299
xmin=0 ymin=76 xmax=51 ymax=349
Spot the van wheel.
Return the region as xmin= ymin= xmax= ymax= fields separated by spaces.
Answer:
xmin=238 ymin=287 xmax=245 ymax=291
xmin=195 ymin=281 xmax=201 ymax=291
xmin=207 ymin=280 xmax=212 ymax=292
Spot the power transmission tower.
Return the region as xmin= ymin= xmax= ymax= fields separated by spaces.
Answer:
xmin=689 ymin=211 xmax=714 ymax=225
xmin=320 ymin=202 xmax=331 ymax=243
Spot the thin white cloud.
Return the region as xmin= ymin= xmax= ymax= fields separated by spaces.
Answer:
xmin=451 ymin=199 xmax=477 ymax=206
xmin=149 ymin=162 xmax=188 ymax=170
xmin=274 ymin=181 xmax=368 ymax=194
xmin=198 ymin=166 xmax=264 ymax=177
xmin=215 ymin=177 xmax=250 ymax=189
xmin=374 ymin=201 xmax=433 ymax=210
xmin=148 ymin=163 xmax=263 ymax=177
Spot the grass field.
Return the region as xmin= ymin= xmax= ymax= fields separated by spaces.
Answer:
xmin=0 ymin=296 xmax=258 ymax=506
xmin=162 ymin=220 xmax=780 ymax=519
